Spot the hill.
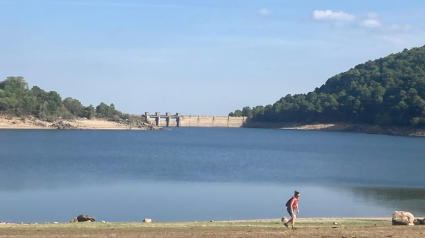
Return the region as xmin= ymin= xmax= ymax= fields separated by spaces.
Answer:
xmin=0 ymin=77 xmax=148 ymax=128
xmin=230 ymin=46 xmax=425 ymax=127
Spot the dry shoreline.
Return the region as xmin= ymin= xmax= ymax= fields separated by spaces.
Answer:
xmin=245 ymin=121 xmax=425 ymax=137
xmin=1 ymin=217 xmax=424 ymax=238
xmin=0 ymin=116 xmax=161 ymax=130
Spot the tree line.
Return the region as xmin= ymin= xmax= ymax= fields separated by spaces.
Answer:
xmin=230 ymin=45 xmax=425 ymax=127
xmin=0 ymin=76 xmax=131 ymax=122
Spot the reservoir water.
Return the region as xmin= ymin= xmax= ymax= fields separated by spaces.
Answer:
xmin=0 ymin=128 xmax=424 ymax=223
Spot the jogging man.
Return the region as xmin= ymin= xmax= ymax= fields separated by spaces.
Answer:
xmin=284 ymin=190 xmax=300 ymax=229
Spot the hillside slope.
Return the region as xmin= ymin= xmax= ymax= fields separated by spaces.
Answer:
xmin=231 ymin=46 xmax=425 ymax=127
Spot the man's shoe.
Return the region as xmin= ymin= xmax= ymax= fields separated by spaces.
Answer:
xmin=284 ymin=223 xmax=289 ymax=229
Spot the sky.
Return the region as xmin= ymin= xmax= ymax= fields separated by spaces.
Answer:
xmin=1 ymin=0 xmax=425 ymax=116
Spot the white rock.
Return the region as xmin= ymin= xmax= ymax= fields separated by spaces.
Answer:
xmin=392 ymin=211 xmax=415 ymax=225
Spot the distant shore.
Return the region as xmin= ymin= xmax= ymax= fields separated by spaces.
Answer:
xmin=0 ymin=116 xmax=162 ymax=130
xmin=2 ymin=217 xmax=423 ymax=238
xmin=245 ymin=121 xmax=425 ymax=137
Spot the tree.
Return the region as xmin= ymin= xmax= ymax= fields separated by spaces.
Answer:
xmin=84 ymin=105 xmax=96 ymax=119
xmin=241 ymin=106 xmax=252 ymax=117
xmin=229 ymin=45 xmax=425 ymax=127
xmin=64 ymin=97 xmax=84 ymax=116
xmin=0 ymin=76 xmax=126 ymax=122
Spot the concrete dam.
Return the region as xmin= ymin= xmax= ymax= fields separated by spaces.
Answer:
xmin=145 ymin=112 xmax=246 ymax=128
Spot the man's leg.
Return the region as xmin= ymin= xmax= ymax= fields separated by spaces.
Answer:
xmin=285 ymin=212 xmax=295 ymax=228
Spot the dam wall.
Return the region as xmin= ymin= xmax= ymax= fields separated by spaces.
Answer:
xmin=179 ymin=116 xmax=246 ymax=128
xmin=145 ymin=112 xmax=246 ymax=128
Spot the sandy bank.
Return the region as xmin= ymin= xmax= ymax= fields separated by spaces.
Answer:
xmin=245 ymin=121 xmax=425 ymax=137
xmin=0 ymin=116 xmax=161 ymax=130
xmin=1 ymin=218 xmax=423 ymax=238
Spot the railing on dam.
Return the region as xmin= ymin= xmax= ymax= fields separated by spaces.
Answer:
xmin=145 ymin=112 xmax=246 ymax=127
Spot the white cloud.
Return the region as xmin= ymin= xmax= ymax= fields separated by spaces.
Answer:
xmin=367 ymin=12 xmax=379 ymax=19
xmin=259 ymin=8 xmax=270 ymax=16
xmin=360 ymin=19 xmax=381 ymax=28
xmin=312 ymin=10 xmax=356 ymax=21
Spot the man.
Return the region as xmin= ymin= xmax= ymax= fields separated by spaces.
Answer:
xmin=284 ymin=190 xmax=300 ymax=229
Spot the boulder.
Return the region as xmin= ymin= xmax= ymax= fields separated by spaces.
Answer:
xmin=392 ymin=211 xmax=414 ymax=225
xmin=143 ymin=218 xmax=152 ymax=223
xmin=415 ymin=218 xmax=425 ymax=225
xmin=70 ymin=217 xmax=78 ymax=223
xmin=77 ymin=215 xmax=96 ymax=222
xmin=50 ymin=121 xmax=76 ymax=130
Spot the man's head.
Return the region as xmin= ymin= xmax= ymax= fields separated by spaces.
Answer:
xmin=294 ymin=190 xmax=301 ymax=198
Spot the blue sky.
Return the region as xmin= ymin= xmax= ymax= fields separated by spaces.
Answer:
xmin=1 ymin=0 xmax=425 ymax=115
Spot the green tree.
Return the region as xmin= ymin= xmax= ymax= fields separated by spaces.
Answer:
xmin=84 ymin=105 xmax=96 ymax=119
xmin=241 ymin=106 xmax=252 ymax=117
xmin=229 ymin=45 xmax=425 ymax=127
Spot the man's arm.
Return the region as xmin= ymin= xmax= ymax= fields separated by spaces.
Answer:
xmin=296 ymin=203 xmax=299 ymax=214
xmin=290 ymin=199 xmax=295 ymax=216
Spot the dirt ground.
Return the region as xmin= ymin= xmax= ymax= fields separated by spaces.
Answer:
xmin=0 ymin=116 xmax=152 ymax=130
xmin=246 ymin=121 xmax=425 ymax=137
xmin=1 ymin=219 xmax=424 ymax=238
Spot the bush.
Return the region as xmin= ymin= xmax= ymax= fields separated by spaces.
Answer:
xmin=410 ymin=117 xmax=425 ymax=127
xmin=110 ymin=115 xmax=121 ymax=122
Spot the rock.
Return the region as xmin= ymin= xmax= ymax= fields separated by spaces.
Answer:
xmin=53 ymin=222 xmax=59 ymax=224
xmin=333 ymin=222 xmax=339 ymax=225
xmin=143 ymin=218 xmax=152 ymax=223
xmin=101 ymin=220 xmax=106 ymax=223
xmin=210 ymin=220 xmax=214 ymax=223
xmin=415 ymin=218 xmax=425 ymax=225
xmin=392 ymin=211 xmax=415 ymax=225
xmin=50 ymin=121 xmax=76 ymax=130
xmin=70 ymin=217 xmax=78 ymax=223
xmin=77 ymin=215 xmax=96 ymax=222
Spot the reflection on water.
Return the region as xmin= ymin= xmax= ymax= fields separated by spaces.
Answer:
xmin=344 ymin=187 xmax=425 ymax=215
xmin=0 ymin=181 xmax=395 ymax=223
xmin=0 ymin=128 xmax=424 ymax=222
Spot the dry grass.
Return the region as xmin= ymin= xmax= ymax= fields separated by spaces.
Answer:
xmin=1 ymin=218 xmax=424 ymax=238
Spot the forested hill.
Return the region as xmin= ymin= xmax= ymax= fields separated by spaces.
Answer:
xmin=0 ymin=77 xmax=129 ymax=122
xmin=230 ymin=45 xmax=425 ymax=127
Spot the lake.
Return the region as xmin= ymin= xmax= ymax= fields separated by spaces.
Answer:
xmin=0 ymin=128 xmax=424 ymax=223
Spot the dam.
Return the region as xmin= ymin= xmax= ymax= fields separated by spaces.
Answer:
xmin=145 ymin=112 xmax=246 ymax=128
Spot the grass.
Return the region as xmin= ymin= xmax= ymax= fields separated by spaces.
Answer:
xmin=1 ymin=218 xmax=423 ymax=238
